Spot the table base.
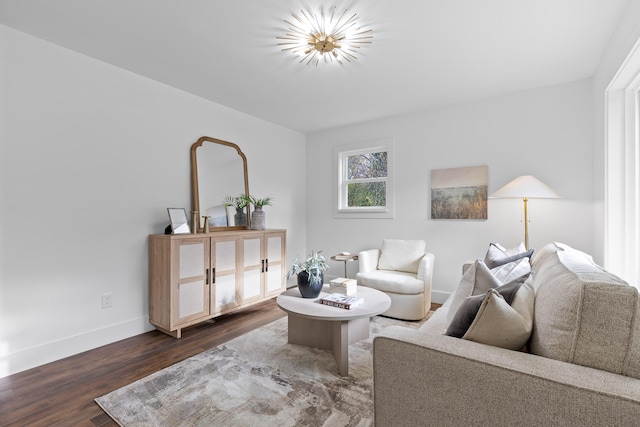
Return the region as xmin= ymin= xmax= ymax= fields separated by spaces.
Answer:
xmin=287 ymin=313 xmax=370 ymax=376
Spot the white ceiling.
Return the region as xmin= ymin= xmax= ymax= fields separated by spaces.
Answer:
xmin=0 ymin=0 xmax=630 ymax=133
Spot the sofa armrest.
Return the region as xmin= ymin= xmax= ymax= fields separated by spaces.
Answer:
xmin=462 ymin=260 xmax=474 ymax=275
xmin=358 ymin=249 xmax=380 ymax=273
xmin=374 ymin=326 xmax=640 ymax=426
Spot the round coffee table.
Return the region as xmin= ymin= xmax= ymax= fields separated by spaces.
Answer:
xmin=276 ymin=285 xmax=391 ymax=376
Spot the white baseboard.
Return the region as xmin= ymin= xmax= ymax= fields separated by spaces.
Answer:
xmin=431 ymin=290 xmax=451 ymax=305
xmin=0 ymin=317 xmax=155 ymax=379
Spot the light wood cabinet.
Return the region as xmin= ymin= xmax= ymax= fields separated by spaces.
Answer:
xmin=149 ymin=229 xmax=286 ymax=338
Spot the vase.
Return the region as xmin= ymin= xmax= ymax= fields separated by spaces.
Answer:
xmin=234 ymin=207 xmax=247 ymax=226
xmin=251 ymin=206 xmax=266 ymax=230
xmin=297 ymin=270 xmax=324 ymax=298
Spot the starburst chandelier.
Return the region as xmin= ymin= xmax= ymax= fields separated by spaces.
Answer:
xmin=276 ymin=7 xmax=373 ymax=66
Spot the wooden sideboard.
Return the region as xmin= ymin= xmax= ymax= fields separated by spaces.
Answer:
xmin=149 ymin=229 xmax=286 ymax=338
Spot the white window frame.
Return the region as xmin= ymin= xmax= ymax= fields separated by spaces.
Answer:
xmin=605 ymin=37 xmax=640 ymax=288
xmin=333 ymin=139 xmax=395 ymax=219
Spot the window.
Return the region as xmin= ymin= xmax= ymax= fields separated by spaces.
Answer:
xmin=334 ymin=140 xmax=394 ymax=218
xmin=605 ymin=39 xmax=640 ymax=288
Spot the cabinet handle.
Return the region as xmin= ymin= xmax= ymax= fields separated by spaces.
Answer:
xmin=206 ymin=269 xmax=209 ymax=285
xmin=212 ymin=268 xmax=216 ymax=284
xmin=265 ymin=258 xmax=269 ymax=272
xmin=261 ymin=259 xmax=265 ymax=273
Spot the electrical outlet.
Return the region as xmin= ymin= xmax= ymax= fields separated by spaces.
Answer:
xmin=102 ymin=292 xmax=113 ymax=308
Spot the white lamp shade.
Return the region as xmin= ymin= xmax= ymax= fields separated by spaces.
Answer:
xmin=490 ymin=175 xmax=561 ymax=199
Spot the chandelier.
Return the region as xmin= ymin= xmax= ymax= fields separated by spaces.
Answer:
xmin=276 ymin=7 xmax=373 ymax=66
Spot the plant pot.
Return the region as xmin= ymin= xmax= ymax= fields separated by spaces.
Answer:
xmin=251 ymin=205 xmax=266 ymax=230
xmin=234 ymin=207 xmax=247 ymax=226
xmin=297 ymin=271 xmax=324 ymax=298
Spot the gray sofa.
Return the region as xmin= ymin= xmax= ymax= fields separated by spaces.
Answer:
xmin=373 ymin=242 xmax=640 ymax=426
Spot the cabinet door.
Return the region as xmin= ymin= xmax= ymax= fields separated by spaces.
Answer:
xmin=211 ymin=237 xmax=238 ymax=314
xmin=264 ymin=231 xmax=286 ymax=296
xmin=173 ymin=239 xmax=210 ymax=326
xmin=241 ymin=236 xmax=263 ymax=303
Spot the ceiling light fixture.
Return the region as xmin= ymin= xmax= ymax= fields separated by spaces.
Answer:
xmin=276 ymin=7 xmax=373 ymax=66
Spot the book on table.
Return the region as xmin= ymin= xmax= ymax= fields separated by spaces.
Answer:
xmin=319 ymin=293 xmax=364 ymax=309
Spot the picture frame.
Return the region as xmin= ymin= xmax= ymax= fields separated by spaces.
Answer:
xmin=205 ymin=204 xmax=228 ymax=227
xmin=167 ymin=208 xmax=191 ymax=234
xmin=431 ymin=165 xmax=488 ymax=220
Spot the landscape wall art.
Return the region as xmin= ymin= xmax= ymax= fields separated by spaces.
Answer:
xmin=431 ymin=165 xmax=488 ymax=219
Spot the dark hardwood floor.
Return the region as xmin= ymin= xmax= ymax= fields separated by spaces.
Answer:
xmin=0 ymin=298 xmax=286 ymax=427
xmin=0 ymin=299 xmax=442 ymax=426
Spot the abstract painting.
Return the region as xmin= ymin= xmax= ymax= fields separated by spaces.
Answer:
xmin=431 ymin=165 xmax=488 ymax=219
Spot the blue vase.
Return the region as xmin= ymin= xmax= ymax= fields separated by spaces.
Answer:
xmin=297 ymin=271 xmax=324 ymax=298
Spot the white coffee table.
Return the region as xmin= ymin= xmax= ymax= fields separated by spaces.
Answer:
xmin=276 ymin=285 xmax=391 ymax=376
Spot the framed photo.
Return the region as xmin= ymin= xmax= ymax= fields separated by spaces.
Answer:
xmin=205 ymin=204 xmax=228 ymax=227
xmin=167 ymin=208 xmax=191 ymax=234
xmin=431 ymin=165 xmax=488 ymax=220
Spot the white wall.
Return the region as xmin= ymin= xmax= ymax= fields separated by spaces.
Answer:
xmin=0 ymin=25 xmax=306 ymax=377
xmin=306 ymin=79 xmax=594 ymax=302
xmin=592 ymin=0 xmax=640 ymax=265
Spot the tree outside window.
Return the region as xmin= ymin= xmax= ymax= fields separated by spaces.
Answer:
xmin=334 ymin=140 xmax=394 ymax=218
xmin=346 ymin=151 xmax=387 ymax=207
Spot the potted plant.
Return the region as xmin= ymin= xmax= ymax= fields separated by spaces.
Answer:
xmin=286 ymin=250 xmax=329 ymax=298
xmin=249 ymin=195 xmax=272 ymax=230
xmin=224 ymin=194 xmax=250 ymax=226
xmin=250 ymin=195 xmax=273 ymax=207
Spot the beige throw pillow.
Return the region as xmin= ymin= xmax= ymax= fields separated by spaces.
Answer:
xmin=377 ymin=239 xmax=426 ymax=273
xmin=446 ymin=274 xmax=534 ymax=350
xmin=462 ymin=281 xmax=534 ymax=350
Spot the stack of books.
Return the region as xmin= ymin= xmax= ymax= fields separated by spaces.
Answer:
xmin=333 ymin=254 xmax=355 ymax=260
xmin=319 ymin=293 xmax=364 ymax=310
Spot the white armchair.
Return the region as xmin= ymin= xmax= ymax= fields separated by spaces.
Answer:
xmin=356 ymin=239 xmax=435 ymax=320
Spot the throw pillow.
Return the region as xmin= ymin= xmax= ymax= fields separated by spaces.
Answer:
xmin=484 ymin=242 xmax=534 ymax=269
xmin=377 ymin=239 xmax=426 ymax=273
xmin=491 ymin=257 xmax=531 ymax=283
xmin=446 ymin=275 xmax=527 ymax=338
xmin=446 ymin=277 xmax=534 ymax=351
xmin=446 ymin=259 xmax=504 ymax=326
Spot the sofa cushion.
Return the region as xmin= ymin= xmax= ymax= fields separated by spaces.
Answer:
xmin=485 ymin=242 xmax=533 ymax=268
xmin=377 ymin=239 xmax=426 ymax=274
xmin=529 ymin=243 xmax=640 ymax=379
xmin=357 ymin=269 xmax=425 ymax=294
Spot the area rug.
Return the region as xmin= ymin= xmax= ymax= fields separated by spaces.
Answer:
xmin=96 ymin=313 xmax=430 ymax=427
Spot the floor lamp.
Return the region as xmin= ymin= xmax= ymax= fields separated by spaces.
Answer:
xmin=490 ymin=175 xmax=561 ymax=250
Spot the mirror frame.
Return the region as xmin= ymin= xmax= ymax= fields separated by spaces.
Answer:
xmin=190 ymin=136 xmax=250 ymax=231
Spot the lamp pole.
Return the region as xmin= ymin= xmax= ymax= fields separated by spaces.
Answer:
xmin=523 ymin=197 xmax=529 ymax=250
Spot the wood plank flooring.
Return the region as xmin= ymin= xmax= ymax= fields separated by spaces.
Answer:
xmin=0 ymin=299 xmax=442 ymax=426
xmin=0 ymin=298 xmax=286 ymax=427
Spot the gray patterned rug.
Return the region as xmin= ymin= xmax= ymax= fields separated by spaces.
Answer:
xmin=96 ymin=314 xmax=429 ymax=426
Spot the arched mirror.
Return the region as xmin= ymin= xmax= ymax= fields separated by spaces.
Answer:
xmin=191 ymin=136 xmax=250 ymax=231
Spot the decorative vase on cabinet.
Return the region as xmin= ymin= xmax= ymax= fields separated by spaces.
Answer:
xmin=251 ymin=206 xmax=266 ymax=230
xmin=234 ymin=207 xmax=247 ymax=226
